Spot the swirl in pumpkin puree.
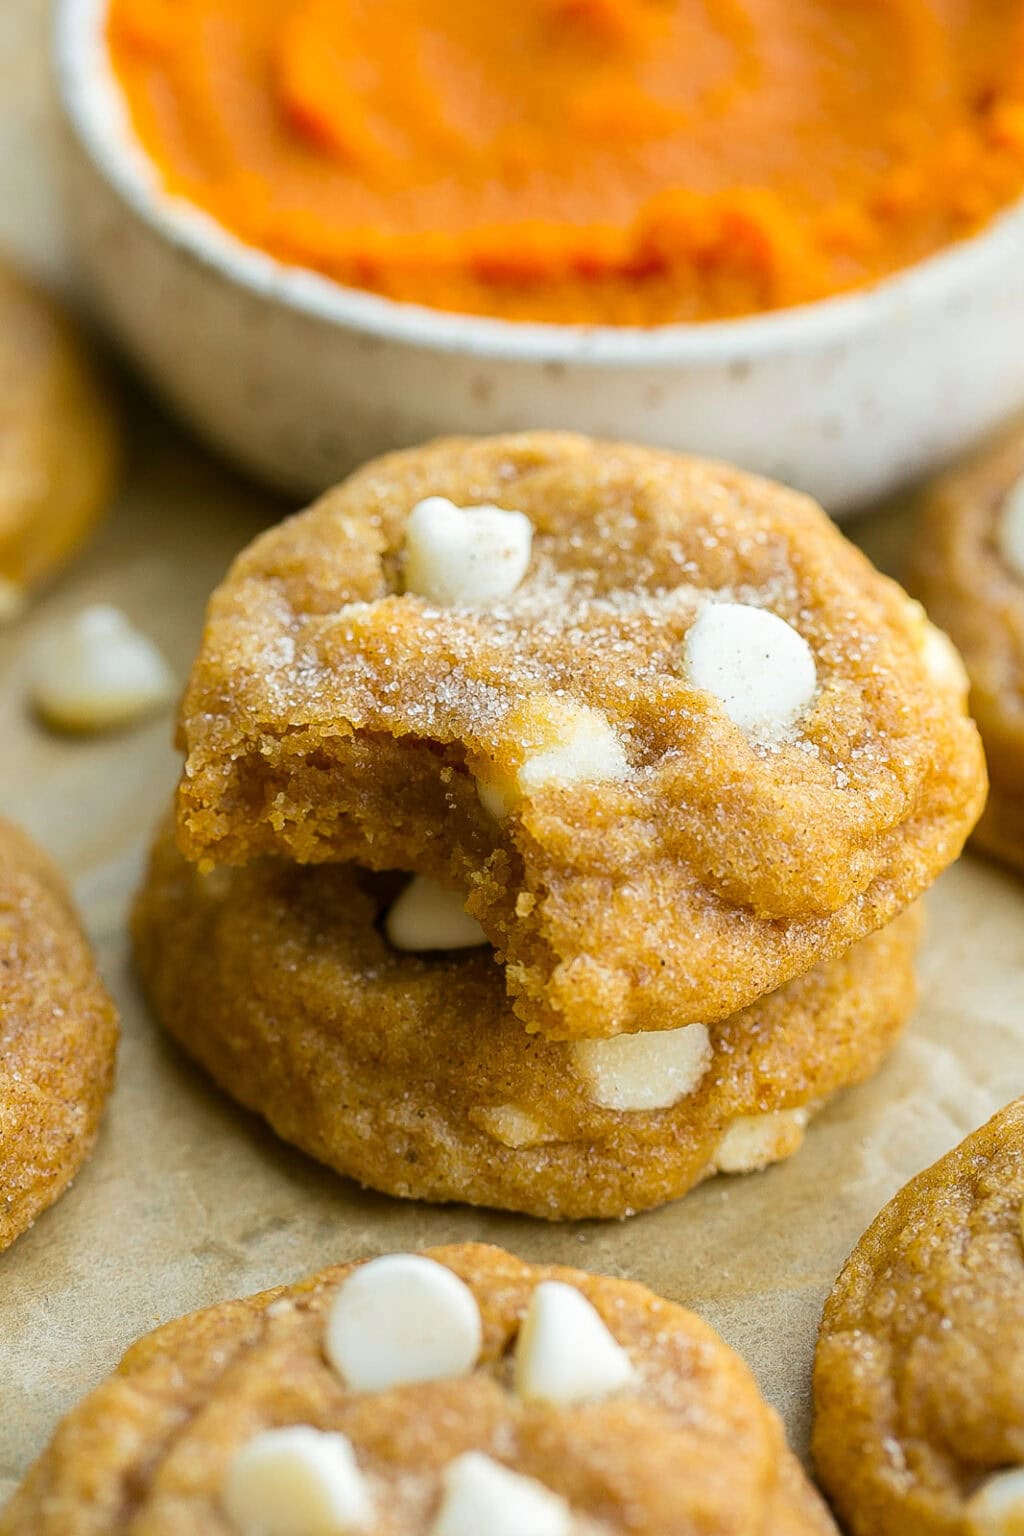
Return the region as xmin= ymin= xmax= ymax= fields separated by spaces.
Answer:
xmin=106 ymin=0 xmax=1024 ymax=324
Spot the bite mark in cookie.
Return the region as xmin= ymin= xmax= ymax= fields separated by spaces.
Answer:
xmin=177 ymin=433 xmax=984 ymax=1039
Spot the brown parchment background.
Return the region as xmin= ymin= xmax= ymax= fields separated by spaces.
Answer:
xmin=1 ymin=0 xmax=1023 ymax=1505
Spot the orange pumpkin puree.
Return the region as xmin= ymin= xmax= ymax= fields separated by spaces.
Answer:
xmin=106 ymin=0 xmax=1024 ymax=325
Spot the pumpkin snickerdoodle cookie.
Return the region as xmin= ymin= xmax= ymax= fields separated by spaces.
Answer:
xmin=0 ymin=818 xmax=118 ymax=1252
xmin=909 ymin=427 xmax=1024 ymax=874
xmin=1 ymin=1242 xmax=837 ymax=1535
xmin=133 ymin=816 xmax=921 ymax=1221
xmin=812 ymin=1097 xmax=1024 ymax=1536
xmin=176 ymin=433 xmax=985 ymax=1041
xmin=0 ymin=262 xmax=119 ymax=616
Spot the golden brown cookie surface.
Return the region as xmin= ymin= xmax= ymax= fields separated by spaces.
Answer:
xmin=1 ymin=1242 xmax=836 ymax=1535
xmin=909 ymin=427 xmax=1024 ymax=874
xmin=812 ymin=1098 xmax=1024 ymax=1536
xmin=0 ymin=264 xmax=119 ymax=611
xmin=133 ymin=817 xmax=919 ymax=1221
xmin=0 ymin=819 xmax=118 ymax=1252
xmin=176 ymin=433 xmax=983 ymax=1040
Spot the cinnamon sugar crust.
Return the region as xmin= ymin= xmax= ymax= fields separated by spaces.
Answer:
xmin=813 ymin=1098 xmax=1024 ymax=1536
xmin=0 ymin=818 xmax=118 ymax=1252
xmin=2 ymin=1243 xmax=836 ymax=1535
xmin=176 ymin=433 xmax=984 ymax=1038
xmin=133 ymin=817 xmax=920 ymax=1221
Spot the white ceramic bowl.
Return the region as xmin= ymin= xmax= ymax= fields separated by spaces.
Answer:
xmin=56 ymin=0 xmax=1024 ymax=514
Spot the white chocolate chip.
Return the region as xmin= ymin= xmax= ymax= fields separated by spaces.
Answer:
xmin=403 ymin=496 xmax=533 ymax=606
xmin=430 ymin=1452 xmax=572 ymax=1536
xmin=384 ymin=875 xmax=487 ymax=952
xmin=903 ymin=597 xmax=969 ymax=699
xmin=712 ymin=1108 xmax=810 ymax=1175
xmin=683 ymin=601 xmax=817 ymax=736
xmin=966 ymin=1468 xmax=1024 ymax=1535
xmin=998 ymin=474 xmax=1024 ymax=579
xmin=222 ymin=1426 xmax=373 ymax=1536
xmin=515 ymin=1280 xmax=634 ymax=1405
xmin=920 ymin=621 xmax=969 ymax=697
xmin=573 ymin=1024 xmax=712 ymax=1111
xmin=474 ymin=1104 xmax=549 ymax=1149
xmin=475 ymin=696 xmax=630 ymax=818
xmin=29 ymin=603 xmax=175 ymax=734
xmin=325 ymin=1254 xmax=482 ymax=1392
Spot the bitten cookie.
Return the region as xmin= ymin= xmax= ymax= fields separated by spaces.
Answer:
xmin=908 ymin=427 xmax=1024 ymax=873
xmin=176 ymin=433 xmax=984 ymax=1040
xmin=1 ymin=1242 xmax=836 ymax=1535
xmin=812 ymin=1097 xmax=1024 ymax=1536
xmin=133 ymin=817 xmax=920 ymax=1221
xmin=0 ymin=819 xmax=118 ymax=1252
xmin=0 ymin=263 xmax=119 ymax=615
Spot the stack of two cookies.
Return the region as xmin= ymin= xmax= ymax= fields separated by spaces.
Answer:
xmin=135 ymin=434 xmax=986 ymax=1220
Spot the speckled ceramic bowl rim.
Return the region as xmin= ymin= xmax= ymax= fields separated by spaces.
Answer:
xmin=57 ymin=0 xmax=1024 ymax=368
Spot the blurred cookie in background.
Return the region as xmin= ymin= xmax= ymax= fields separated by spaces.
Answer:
xmin=908 ymin=426 xmax=1024 ymax=874
xmin=0 ymin=817 xmax=118 ymax=1252
xmin=0 ymin=260 xmax=119 ymax=620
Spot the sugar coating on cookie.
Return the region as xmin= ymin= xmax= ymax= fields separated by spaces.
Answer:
xmin=0 ymin=819 xmax=119 ymax=1253
xmin=325 ymin=1253 xmax=482 ymax=1391
xmin=403 ymin=496 xmax=533 ymax=606
xmin=0 ymin=1244 xmax=842 ymax=1536
xmin=474 ymin=695 xmax=631 ymax=819
xmin=997 ymin=474 xmax=1024 ymax=579
xmin=431 ymin=1452 xmax=572 ymax=1536
xmin=31 ymin=603 xmax=174 ymax=734
xmin=223 ymin=1426 xmax=373 ymax=1535
xmin=683 ymin=601 xmax=817 ymax=737
xmin=813 ymin=1096 xmax=1024 ymax=1536
xmin=385 ymin=875 xmax=487 ymax=951
xmin=573 ymin=1024 xmax=712 ymax=1110
xmin=177 ymin=434 xmax=985 ymax=1041
xmin=515 ymin=1280 xmax=635 ymax=1405
xmin=132 ymin=819 xmax=923 ymax=1221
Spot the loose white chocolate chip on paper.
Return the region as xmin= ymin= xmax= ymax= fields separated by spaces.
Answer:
xmin=223 ymin=1426 xmax=373 ymax=1536
xmin=476 ymin=696 xmax=630 ymax=818
xmin=965 ymin=1467 xmax=1024 ymax=1536
xmin=683 ymin=601 xmax=817 ymax=735
xmin=998 ymin=474 xmax=1024 ymax=579
xmin=384 ymin=875 xmax=487 ymax=952
xmin=573 ymin=1024 xmax=712 ymax=1111
xmin=516 ymin=1280 xmax=635 ymax=1405
xmin=29 ymin=603 xmax=175 ymax=734
xmin=430 ymin=1452 xmax=573 ymax=1536
xmin=712 ymin=1108 xmax=810 ymax=1175
xmin=325 ymin=1254 xmax=482 ymax=1392
xmin=403 ymin=496 xmax=533 ymax=606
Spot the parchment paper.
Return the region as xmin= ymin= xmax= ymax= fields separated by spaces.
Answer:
xmin=2 ymin=0 xmax=1024 ymax=1504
